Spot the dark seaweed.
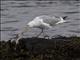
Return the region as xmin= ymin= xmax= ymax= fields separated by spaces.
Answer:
xmin=0 ymin=36 xmax=80 ymax=60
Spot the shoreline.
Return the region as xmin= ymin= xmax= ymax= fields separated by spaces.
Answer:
xmin=1 ymin=36 xmax=80 ymax=60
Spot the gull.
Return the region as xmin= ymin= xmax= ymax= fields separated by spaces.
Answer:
xmin=16 ymin=15 xmax=67 ymax=43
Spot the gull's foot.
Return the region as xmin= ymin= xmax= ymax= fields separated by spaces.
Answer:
xmin=44 ymin=35 xmax=50 ymax=39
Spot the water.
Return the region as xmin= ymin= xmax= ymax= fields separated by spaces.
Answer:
xmin=1 ymin=1 xmax=80 ymax=41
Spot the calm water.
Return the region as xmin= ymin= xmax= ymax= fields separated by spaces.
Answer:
xmin=1 ymin=1 xmax=80 ymax=41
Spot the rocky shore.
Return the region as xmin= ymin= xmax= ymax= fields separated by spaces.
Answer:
xmin=0 ymin=36 xmax=80 ymax=60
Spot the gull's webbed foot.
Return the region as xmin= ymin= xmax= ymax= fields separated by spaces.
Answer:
xmin=43 ymin=35 xmax=49 ymax=39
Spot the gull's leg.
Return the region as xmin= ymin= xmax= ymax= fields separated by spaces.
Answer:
xmin=42 ymin=30 xmax=49 ymax=39
xmin=36 ymin=28 xmax=43 ymax=37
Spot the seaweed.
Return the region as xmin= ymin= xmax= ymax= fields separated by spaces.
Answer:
xmin=0 ymin=36 xmax=80 ymax=60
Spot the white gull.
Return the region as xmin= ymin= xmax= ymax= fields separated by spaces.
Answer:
xmin=16 ymin=15 xmax=67 ymax=43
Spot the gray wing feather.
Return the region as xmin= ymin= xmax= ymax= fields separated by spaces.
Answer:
xmin=39 ymin=15 xmax=60 ymax=26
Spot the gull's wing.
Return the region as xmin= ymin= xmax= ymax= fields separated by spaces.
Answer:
xmin=38 ymin=15 xmax=60 ymax=26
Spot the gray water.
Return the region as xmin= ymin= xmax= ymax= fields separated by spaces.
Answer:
xmin=1 ymin=1 xmax=80 ymax=41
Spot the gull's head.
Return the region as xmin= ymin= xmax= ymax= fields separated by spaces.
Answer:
xmin=16 ymin=24 xmax=31 ymax=44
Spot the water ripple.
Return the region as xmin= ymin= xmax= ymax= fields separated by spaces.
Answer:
xmin=1 ymin=27 xmax=18 ymax=31
xmin=69 ymin=23 xmax=80 ymax=26
xmin=69 ymin=30 xmax=80 ymax=33
xmin=75 ymin=18 xmax=80 ymax=20
xmin=1 ymin=20 xmax=19 ymax=24
xmin=63 ymin=11 xmax=79 ymax=14
xmin=0 ymin=8 xmax=8 ymax=11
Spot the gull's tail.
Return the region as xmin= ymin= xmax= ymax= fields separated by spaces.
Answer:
xmin=56 ymin=16 xmax=67 ymax=24
xmin=62 ymin=16 xmax=68 ymax=20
